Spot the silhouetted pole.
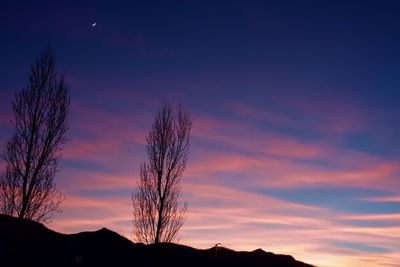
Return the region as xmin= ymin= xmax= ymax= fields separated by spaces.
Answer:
xmin=214 ymin=243 xmax=222 ymax=267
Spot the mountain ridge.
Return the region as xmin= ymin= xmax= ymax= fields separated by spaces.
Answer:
xmin=0 ymin=214 xmax=315 ymax=267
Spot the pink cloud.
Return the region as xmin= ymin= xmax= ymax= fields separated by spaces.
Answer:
xmin=49 ymin=160 xmax=400 ymax=267
xmin=187 ymin=122 xmax=399 ymax=191
xmin=226 ymin=99 xmax=373 ymax=134
xmin=193 ymin=114 xmax=322 ymax=159
xmin=181 ymin=183 xmax=400 ymax=267
xmin=59 ymin=102 xmax=150 ymax=171
xmin=262 ymin=160 xmax=399 ymax=189
xmin=361 ymin=196 xmax=400 ymax=203
xmin=186 ymin=112 xmax=400 ymax=191
xmin=284 ymin=93 xmax=375 ymax=134
xmin=342 ymin=213 xmax=400 ymax=223
xmin=64 ymin=99 xmax=394 ymax=194
xmin=57 ymin=168 xmax=135 ymax=191
xmin=17 ymin=96 xmax=397 ymax=267
xmin=50 ymin=193 xmax=133 ymax=237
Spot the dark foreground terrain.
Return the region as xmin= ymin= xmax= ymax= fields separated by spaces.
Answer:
xmin=0 ymin=214 xmax=314 ymax=267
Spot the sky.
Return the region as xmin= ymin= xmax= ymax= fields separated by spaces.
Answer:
xmin=1 ymin=1 xmax=400 ymax=266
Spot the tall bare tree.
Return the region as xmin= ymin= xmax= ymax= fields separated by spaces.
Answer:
xmin=132 ymin=102 xmax=191 ymax=244
xmin=0 ymin=47 xmax=70 ymax=222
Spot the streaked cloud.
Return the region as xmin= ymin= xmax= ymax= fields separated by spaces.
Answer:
xmin=2 ymin=95 xmax=400 ymax=267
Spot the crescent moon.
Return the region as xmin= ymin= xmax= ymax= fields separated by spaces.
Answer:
xmin=91 ymin=22 xmax=96 ymax=27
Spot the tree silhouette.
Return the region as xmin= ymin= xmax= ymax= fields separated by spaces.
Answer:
xmin=0 ymin=47 xmax=70 ymax=222
xmin=132 ymin=102 xmax=191 ymax=244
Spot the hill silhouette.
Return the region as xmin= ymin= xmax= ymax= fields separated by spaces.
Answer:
xmin=0 ymin=214 xmax=314 ymax=267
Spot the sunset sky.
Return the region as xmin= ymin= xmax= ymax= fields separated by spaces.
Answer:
xmin=1 ymin=1 xmax=400 ymax=266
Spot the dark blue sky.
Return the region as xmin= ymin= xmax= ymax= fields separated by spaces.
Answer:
xmin=2 ymin=1 xmax=400 ymax=102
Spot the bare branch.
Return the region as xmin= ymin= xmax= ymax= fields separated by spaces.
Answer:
xmin=132 ymin=102 xmax=191 ymax=244
xmin=0 ymin=47 xmax=70 ymax=223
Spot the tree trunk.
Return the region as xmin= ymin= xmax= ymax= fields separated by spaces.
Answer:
xmin=155 ymin=201 xmax=164 ymax=244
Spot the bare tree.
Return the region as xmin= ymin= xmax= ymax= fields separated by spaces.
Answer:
xmin=132 ymin=102 xmax=191 ymax=244
xmin=0 ymin=47 xmax=70 ymax=222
